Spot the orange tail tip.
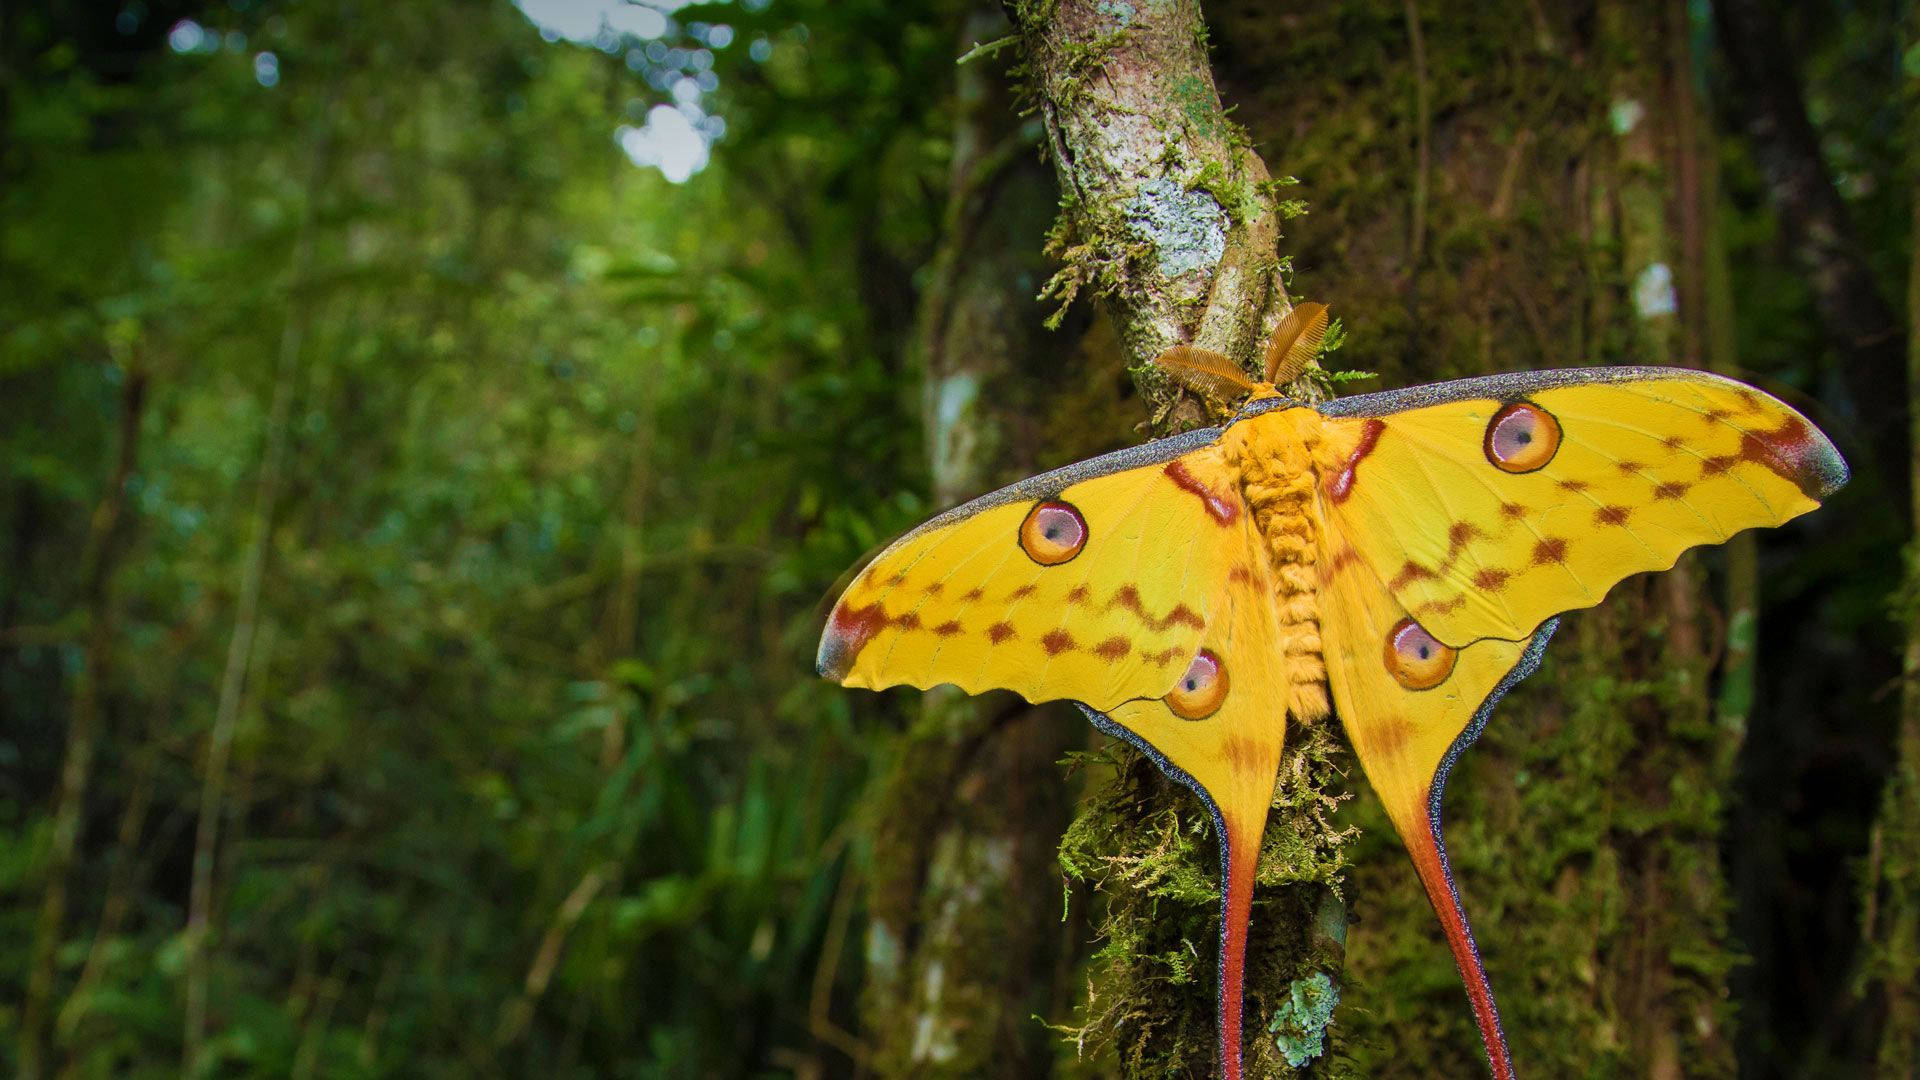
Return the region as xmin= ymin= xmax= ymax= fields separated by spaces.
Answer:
xmin=1217 ymin=820 xmax=1258 ymax=1080
xmin=1405 ymin=811 xmax=1516 ymax=1080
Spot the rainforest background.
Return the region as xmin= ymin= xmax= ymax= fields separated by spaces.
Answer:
xmin=2 ymin=0 xmax=1916 ymax=1077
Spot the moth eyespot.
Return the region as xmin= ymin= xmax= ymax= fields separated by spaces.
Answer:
xmin=1165 ymin=649 xmax=1228 ymax=719
xmin=1483 ymin=401 xmax=1562 ymax=473
xmin=1384 ymin=618 xmax=1456 ymax=690
xmin=1018 ymin=500 xmax=1088 ymax=565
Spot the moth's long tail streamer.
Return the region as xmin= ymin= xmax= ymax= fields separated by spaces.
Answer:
xmin=1217 ymin=821 xmax=1259 ymax=1080
xmin=1404 ymin=812 xmax=1516 ymax=1080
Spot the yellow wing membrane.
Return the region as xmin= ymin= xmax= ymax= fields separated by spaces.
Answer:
xmin=1314 ymin=367 xmax=1847 ymax=646
xmin=818 ymin=428 xmax=1265 ymax=709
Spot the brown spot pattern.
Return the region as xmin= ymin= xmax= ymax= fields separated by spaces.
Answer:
xmin=1095 ymin=636 xmax=1132 ymax=660
xmin=1595 ymin=505 xmax=1631 ymax=527
xmin=1473 ymin=568 xmax=1512 ymax=591
xmin=1532 ymin=537 xmax=1569 ymax=565
xmin=1220 ymin=736 xmax=1272 ymax=776
xmin=1041 ymin=629 xmax=1076 ymax=655
xmin=1105 ymin=585 xmax=1206 ymax=631
xmin=987 ymin=622 xmax=1016 ymax=644
xmin=1391 ymin=561 xmax=1436 ymax=590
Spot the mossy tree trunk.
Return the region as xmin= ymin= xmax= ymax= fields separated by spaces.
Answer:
xmin=1196 ymin=0 xmax=1756 ymax=1074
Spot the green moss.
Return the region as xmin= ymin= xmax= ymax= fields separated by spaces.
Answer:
xmin=1056 ymin=718 xmax=1353 ymax=1077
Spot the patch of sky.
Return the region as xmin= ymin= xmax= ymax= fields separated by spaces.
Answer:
xmin=167 ymin=19 xmax=223 ymax=54
xmin=514 ymin=0 xmax=733 ymax=184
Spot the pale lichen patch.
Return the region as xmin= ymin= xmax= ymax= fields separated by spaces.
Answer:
xmin=1124 ymin=177 xmax=1227 ymax=280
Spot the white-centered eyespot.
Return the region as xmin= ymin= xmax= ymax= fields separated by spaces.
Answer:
xmin=1165 ymin=648 xmax=1228 ymax=719
xmin=1384 ymin=617 xmax=1456 ymax=690
xmin=1018 ymin=500 xmax=1088 ymax=565
xmin=1483 ymin=401 xmax=1562 ymax=473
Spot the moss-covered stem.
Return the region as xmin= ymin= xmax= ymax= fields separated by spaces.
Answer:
xmin=1008 ymin=0 xmax=1293 ymax=393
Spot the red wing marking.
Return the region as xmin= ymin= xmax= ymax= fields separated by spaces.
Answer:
xmin=1094 ymin=636 xmax=1132 ymax=660
xmin=1712 ymin=415 xmax=1827 ymax=498
xmin=821 ymin=602 xmax=918 ymax=677
xmin=987 ymin=622 xmax=1016 ymax=644
xmin=1104 ymin=585 xmax=1206 ymax=631
xmin=1163 ymin=460 xmax=1241 ymax=525
xmin=1041 ymin=629 xmax=1077 ymax=655
xmin=1324 ymin=418 xmax=1386 ymax=504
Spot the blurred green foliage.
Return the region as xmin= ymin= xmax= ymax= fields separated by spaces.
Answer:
xmin=0 ymin=1 xmax=954 ymax=1075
